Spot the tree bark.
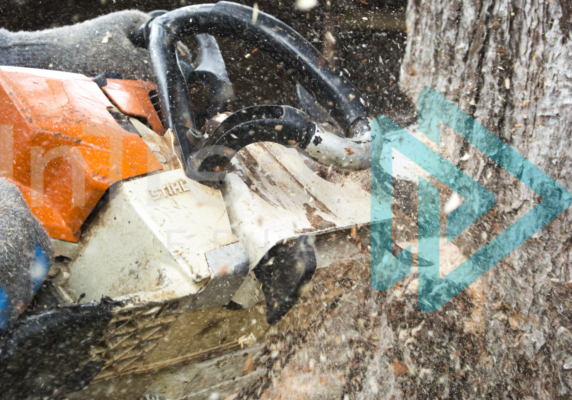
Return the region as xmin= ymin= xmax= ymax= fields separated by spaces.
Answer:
xmin=399 ymin=1 xmax=572 ymax=397
xmin=237 ymin=1 xmax=572 ymax=399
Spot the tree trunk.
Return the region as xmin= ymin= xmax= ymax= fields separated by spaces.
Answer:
xmin=399 ymin=1 xmax=572 ymax=397
xmin=237 ymin=1 xmax=572 ymax=399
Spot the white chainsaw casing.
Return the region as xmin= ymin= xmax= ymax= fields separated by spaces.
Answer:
xmin=222 ymin=142 xmax=371 ymax=269
xmin=66 ymin=169 xmax=247 ymax=305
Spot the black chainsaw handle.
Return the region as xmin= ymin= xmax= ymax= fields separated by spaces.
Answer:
xmin=188 ymin=105 xmax=371 ymax=184
xmin=187 ymin=105 xmax=315 ymax=182
xmin=190 ymin=33 xmax=234 ymax=123
xmin=133 ymin=2 xmax=370 ymax=175
xmin=141 ymin=10 xmax=234 ymax=125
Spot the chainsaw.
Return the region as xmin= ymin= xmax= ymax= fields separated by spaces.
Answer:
xmin=0 ymin=3 xmax=375 ymax=398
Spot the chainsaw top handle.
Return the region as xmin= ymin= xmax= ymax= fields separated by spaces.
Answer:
xmin=132 ymin=2 xmax=370 ymax=176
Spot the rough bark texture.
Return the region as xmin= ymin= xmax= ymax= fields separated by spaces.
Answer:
xmin=235 ymin=1 xmax=572 ymax=399
xmin=399 ymin=1 xmax=572 ymax=397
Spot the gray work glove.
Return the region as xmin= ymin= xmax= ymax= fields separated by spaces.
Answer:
xmin=0 ymin=179 xmax=54 ymax=329
xmin=0 ymin=11 xmax=155 ymax=80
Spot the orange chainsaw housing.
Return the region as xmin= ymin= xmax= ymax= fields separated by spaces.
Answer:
xmin=0 ymin=66 xmax=164 ymax=242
